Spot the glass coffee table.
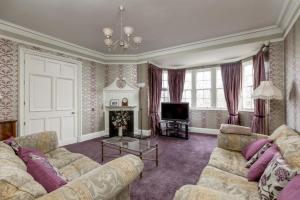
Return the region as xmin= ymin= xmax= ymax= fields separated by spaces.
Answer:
xmin=101 ymin=137 xmax=158 ymax=178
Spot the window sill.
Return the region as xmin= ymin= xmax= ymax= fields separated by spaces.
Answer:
xmin=190 ymin=107 xmax=254 ymax=112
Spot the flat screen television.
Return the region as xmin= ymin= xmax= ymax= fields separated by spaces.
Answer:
xmin=161 ymin=102 xmax=189 ymax=121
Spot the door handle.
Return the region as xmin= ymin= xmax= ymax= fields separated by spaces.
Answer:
xmin=71 ymin=112 xmax=76 ymax=114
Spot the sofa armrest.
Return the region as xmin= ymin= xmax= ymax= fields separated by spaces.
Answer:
xmin=16 ymin=131 xmax=58 ymax=153
xmin=173 ymin=185 xmax=239 ymax=200
xmin=37 ymin=154 xmax=144 ymax=200
xmin=217 ymin=131 xmax=268 ymax=152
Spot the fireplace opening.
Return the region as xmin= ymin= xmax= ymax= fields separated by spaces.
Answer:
xmin=109 ymin=110 xmax=134 ymax=137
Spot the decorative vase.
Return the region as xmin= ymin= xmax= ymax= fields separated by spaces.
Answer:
xmin=118 ymin=126 xmax=123 ymax=137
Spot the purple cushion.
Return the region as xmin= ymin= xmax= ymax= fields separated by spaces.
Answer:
xmin=27 ymin=154 xmax=67 ymax=193
xmin=247 ymin=145 xmax=278 ymax=181
xmin=3 ymin=136 xmax=21 ymax=153
xmin=242 ymin=139 xmax=270 ymax=160
xmin=278 ymin=174 xmax=300 ymax=200
xmin=17 ymin=147 xmax=46 ymax=163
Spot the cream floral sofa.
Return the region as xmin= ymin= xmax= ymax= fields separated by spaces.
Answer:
xmin=0 ymin=131 xmax=144 ymax=200
xmin=174 ymin=125 xmax=299 ymax=200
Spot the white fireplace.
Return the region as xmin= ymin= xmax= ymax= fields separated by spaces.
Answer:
xmin=103 ymin=78 xmax=139 ymax=136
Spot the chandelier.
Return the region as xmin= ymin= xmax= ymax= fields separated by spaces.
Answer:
xmin=102 ymin=1 xmax=142 ymax=51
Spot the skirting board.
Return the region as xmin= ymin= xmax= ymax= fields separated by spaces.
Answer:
xmin=80 ymin=129 xmax=152 ymax=142
xmin=80 ymin=131 xmax=107 ymax=142
xmin=188 ymin=127 xmax=219 ymax=135
xmin=135 ymin=129 xmax=152 ymax=137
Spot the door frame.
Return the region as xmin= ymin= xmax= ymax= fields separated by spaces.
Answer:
xmin=18 ymin=47 xmax=82 ymax=143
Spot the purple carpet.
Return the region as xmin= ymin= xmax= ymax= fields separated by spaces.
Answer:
xmin=65 ymin=133 xmax=217 ymax=200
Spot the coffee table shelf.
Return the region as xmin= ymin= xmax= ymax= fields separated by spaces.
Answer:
xmin=101 ymin=137 xmax=158 ymax=178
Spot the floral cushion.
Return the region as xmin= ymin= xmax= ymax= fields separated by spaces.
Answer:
xmin=246 ymin=143 xmax=273 ymax=168
xmin=258 ymin=154 xmax=297 ymax=200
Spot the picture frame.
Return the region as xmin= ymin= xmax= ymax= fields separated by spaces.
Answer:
xmin=110 ymin=99 xmax=119 ymax=107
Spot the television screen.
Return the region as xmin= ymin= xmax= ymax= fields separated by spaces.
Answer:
xmin=161 ymin=103 xmax=189 ymax=121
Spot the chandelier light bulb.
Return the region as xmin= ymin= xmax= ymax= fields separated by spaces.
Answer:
xmin=103 ymin=27 xmax=113 ymax=38
xmin=104 ymin=38 xmax=113 ymax=47
xmin=133 ymin=36 xmax=142 ymax=44
xmin=123 ymin=26 xmax=134 ymax=36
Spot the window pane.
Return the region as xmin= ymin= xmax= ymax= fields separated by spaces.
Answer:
xmin=196 ymin=89 xmax=211 ymax=107
xmin=196 ymin=71 xmax=211 ymax=89
xmin=161 ymin=71 xmax=169 ymax=102
xmin=242 ymin=61 xmax=254 ymax=110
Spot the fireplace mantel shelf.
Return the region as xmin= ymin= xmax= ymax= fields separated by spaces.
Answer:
xmin=105 ymin=106 xmax=136 ymax=110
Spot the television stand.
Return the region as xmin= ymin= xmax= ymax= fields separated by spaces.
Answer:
xmin=159 ymin=120 xmax=189 ymax=140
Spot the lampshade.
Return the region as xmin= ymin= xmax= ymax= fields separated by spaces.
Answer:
xmin=123 ymin=26 xmax=134 ymax=36
xmin=252 ymin=81 xmax=282 ymax=100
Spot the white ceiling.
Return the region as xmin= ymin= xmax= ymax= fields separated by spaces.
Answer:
xmin=0 ymin=0 xmax=285 ymax=55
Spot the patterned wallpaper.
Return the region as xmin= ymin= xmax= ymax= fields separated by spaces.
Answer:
xmin=0 ymin=39 xmax=18 ymax=121
xmin=0 ymin=38 xmax=106 ymax=135
xmin=105 ymin=64 xmax=137 ymax=86
xmin=285 ymin=17 xmax=300 ymax=132
xmin=269 ymin=41 xmax=285 ymax=133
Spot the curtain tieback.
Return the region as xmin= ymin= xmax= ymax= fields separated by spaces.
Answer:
xmin=254 ymin=114 xmax=265 ymax=118
xmin=229 ymin=113 xmax=239 ymax=116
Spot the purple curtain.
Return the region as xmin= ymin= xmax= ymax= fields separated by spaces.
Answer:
xmin=221 ymin=61 xmax=242 ymax=125
xmin=148 ymin=64 xmax=163 ymax=136
xmin=168 ymin=69 xmax=186 ymax=103
xmin=251 ymin=49 xmax=266 ymax=134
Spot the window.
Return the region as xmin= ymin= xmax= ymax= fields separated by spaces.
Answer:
xmin=196 ymin=70 xmax=211 ymax=107
xmin=181 ymin=72 xmax=192 ymax=105
xmin=242 ymin=61 xmax=254 ymax=110
xmin=161 ymin=71 xmax=169 ymax=102
xmin=216 ymin=69 xmax=226 ymax=108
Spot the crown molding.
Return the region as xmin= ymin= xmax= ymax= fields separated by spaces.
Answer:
xmin=277 ymin=0 xmax=300 ymax=38
xmin=0 ymin=18 xmax=284 ymax=65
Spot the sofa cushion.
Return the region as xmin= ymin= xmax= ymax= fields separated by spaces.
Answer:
xmin=0 ymin=142 xmax=26 ymax=171
xmin=45 ymin=147 xmax=84 ymax=169
xmin=258 ymin=154 xmax=297 ymax=200
xmin=208 ymin=147 xmax=248 ymax=177
xmin=220 ymin=124 xmax=251 ymax=135
xmin=278 ymin=174 xmax=300 ymax=200
xmin=246 ymin=143 xmax=273 ymax=168
xmin=174 ymin=185 xmax=240 ymax=200
xmin=0 ymin=165 xmax=47 ymax=199
xmin=197 ymin=166 xmax=259 ymax=200
xmin=275 ymin=135 xmax=300 ymax=170
xmin=15 ymin=131 xmax=58 ymax=154
xmin=59 ymin=156 xmax=100 ymax=181
xmin=247 ymin=145 xmax=278 ymax=181
xmin=269 ymin=125 xmax=298 ymax=141
xmin=18 ymin=146 xmax=46 ymax=163
xmin=242 ymin=139 xmax=270 ymax=160
xmin=27 ymin=154 xmax=67 ymax=193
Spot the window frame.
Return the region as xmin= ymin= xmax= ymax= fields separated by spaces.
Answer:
xmin=181 ymin=71 xmax=193 ymax=106
xmin=160 ymin=63 xmax=254 ymax=112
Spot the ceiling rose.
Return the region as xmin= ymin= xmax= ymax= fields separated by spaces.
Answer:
xmin=102 ymin=0 xmax=142 ymax=52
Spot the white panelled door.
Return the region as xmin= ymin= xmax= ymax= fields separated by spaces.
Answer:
xmin=24 ymin=54 xmax=79 ymax=145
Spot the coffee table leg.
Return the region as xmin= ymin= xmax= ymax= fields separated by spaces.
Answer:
xmin=139 ymin=152 xmax=143 ymax=178
xmin=101 ymin=141 xmax=104 ymax=163
xmin=156 ymin=144 xmax=158 ymax=167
